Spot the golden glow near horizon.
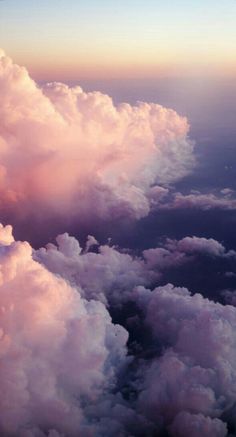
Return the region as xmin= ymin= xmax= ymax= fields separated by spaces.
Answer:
xmin=0 ymin=0 xmax=236 ymax=81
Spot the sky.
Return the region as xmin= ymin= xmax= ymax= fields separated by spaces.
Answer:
xmin=1 ymin=2 xmax=236 ymax=437
xmin=1 ymin=0 xmax=236 ymax=80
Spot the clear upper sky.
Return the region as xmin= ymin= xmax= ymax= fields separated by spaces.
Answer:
xmin=0 ymin=0 xmax=236 ymax=80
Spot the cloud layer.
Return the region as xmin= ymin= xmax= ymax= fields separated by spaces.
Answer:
xmin=2 ymin=223 xmax=236 ymax=435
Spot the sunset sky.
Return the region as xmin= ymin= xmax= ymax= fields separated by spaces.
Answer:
xmin=1 ymin=0 xmax=236 ymax=80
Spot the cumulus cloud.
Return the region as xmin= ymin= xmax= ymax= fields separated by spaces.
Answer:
xmin=34 ymin=233 xmax=155 ymax=306
xmin=2 ymin=222 xmax=236 ymax=435
xmin=34 ymin=233 xmax=236 ymax=307
xmin=0 ymin=224 xmax=129 ymax=436
xmin=0 ymin=49 xmax=194 ymax=226
xmin=133 ymin=283 xmax=236 ymax=434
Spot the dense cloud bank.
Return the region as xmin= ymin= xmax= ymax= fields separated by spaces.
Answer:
xmin=0 ymin=49 xmax=194 ymax=225
xmin=1 ymin=224 xmax=236 ymax=435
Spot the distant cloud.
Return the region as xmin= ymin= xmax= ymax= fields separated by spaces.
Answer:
xmin=153 ymin=190 xmax=236 ymax=211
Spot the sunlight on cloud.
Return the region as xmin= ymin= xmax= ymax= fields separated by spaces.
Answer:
xmin=0 ymin=50 xmax=194 ymax=226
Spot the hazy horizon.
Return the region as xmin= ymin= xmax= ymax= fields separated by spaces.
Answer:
xmin=1 ymin=0 xmax=236 ymax=80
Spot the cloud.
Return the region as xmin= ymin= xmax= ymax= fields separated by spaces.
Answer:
xmin=169 ymin=412 xmax=227 ymax=437
xmin=34 ymin=233 xmax=156 ymax=306
xmin=2 ymin=223 xmax=236 ymax=435
xmin=225 ymin=271 xmax=236 ymax=278
xmin=165 ymin=236 xmax=227 ymax=257
xmin=143 ymin=235 xmax=234 ymax=273
xmin=220 ymin=188 xmax=234 ymax=196
xmin=221 ymin=289 xmax=236 ymax=306
xmin=0 ymin=224 xmax=129 ymax=436
xmin=34 ymin=233 xmax=236 ymax=307
xmin=0 ymin=50 xmax=194 ymax=227
xmin=133 ymin=283 xmax=236 ymax=434
xmin=163 ymin=191 xmax=236 ymax=211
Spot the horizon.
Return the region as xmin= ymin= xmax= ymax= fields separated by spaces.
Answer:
xmin=1 ymin=0 xmax=236 ymax=80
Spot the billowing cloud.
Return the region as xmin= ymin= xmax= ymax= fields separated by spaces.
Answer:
xmin=34 ymin=232 xmax=155 ymax=306
xmin=2 ymin=223 xmax=236 ymax=435
xmin=133 ymin=283 xmax=236 ymax=434
xmin=0 ymin=224 xmax=129 ymax=436
xmin=0 ymin=49 xmax=194 ymax=226
xmin=34 ymin=233 xmax=236 ymax=307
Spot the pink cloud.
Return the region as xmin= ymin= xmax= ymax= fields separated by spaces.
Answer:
xmin=0 ymin=49 xmax=194 ymax=224
xmin=0 ymin=224 xmax=128 ymax=436
xmin=34 ymin=232 xmax=156 ymax=305
xmin=1 ymin=223 xmax=236 ymax=435
xmin=134 ymin=283 xmax=236 ymax=433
